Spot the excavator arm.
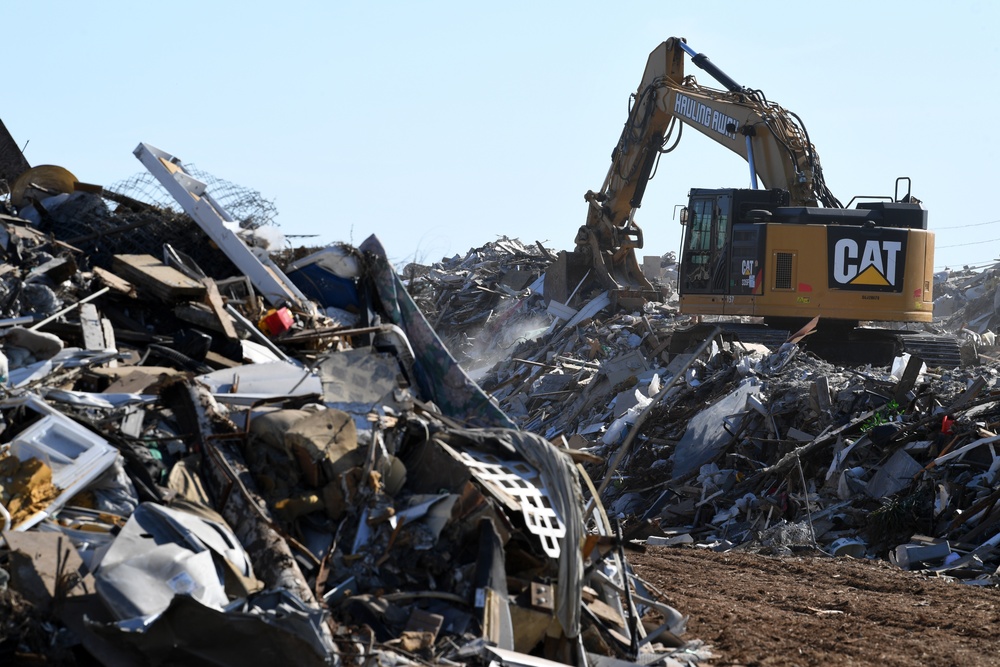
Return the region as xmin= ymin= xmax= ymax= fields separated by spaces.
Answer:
xmin=570 ymin=37 xmax=841 ymax=297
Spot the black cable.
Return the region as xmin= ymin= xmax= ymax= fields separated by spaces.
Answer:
xmin=649 ymin=119 xmax=684 ymax=181
xmin=743 ymin=88 xmax=842 ymax=209
xmin=614 ymin=85 xmax=657 ymax=182
xmin=657 ymin=116 xmax=684 ymax=154
xmin=785 ymin=108 xmax=842 ymax=208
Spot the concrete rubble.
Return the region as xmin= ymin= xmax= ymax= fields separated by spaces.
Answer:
xmin=5 ymin=135 xmax=1000 ymax=665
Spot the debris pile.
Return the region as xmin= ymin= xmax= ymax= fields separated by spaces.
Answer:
xmin=0 ymin=143 xmax=711 ymax=666
xmin=404 ymin=237 xmax=555 ymax=374
xmin=7 ymin=130 xmax=1000 ymax=664
xmin=934 ymin=264 xmax=1000 ymax=359
xmin=427 ymin=264 xmax=1000 ymax=583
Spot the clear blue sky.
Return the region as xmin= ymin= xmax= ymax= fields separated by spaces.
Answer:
xmin=3 ymin=2 xmax=997 ymax=272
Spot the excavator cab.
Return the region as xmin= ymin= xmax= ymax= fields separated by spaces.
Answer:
xmin=680 ymin=193 xmax=730 ymax=294
xmin=678 ymin=188 xmax=787 ymax=299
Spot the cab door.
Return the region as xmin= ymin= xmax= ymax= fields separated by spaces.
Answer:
xmin=680 ymin=193 xmax=730 ymax=294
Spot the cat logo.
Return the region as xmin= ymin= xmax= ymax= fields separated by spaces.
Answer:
xmin=827 ymin=228 xmax=907 ymax=293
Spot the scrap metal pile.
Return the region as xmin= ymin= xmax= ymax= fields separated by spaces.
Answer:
xmin=0 ymin=143 xmax=712 ymax=666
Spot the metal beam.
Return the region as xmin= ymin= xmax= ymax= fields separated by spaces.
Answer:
xmin=134 ymin=143 xmax=314 ymax=313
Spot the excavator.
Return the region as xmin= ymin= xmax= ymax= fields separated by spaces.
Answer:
xmin=548 ymin=37 xmax=958 ymax=366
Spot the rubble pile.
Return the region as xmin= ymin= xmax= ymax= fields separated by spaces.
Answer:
xmin=7 ymin=129 xmax=1000 ymax=665
xmin=403 ymin=238 xmax=555 ymax=374
xmin=0 ymin=144 xmax=712 ymax=666
xmin=934 ymin=263 xmax=1000 ymax=356
xmin=433 ymin=264 xmax=1000 ymax=581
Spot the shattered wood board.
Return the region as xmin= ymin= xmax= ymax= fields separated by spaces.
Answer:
xmin=112 ymin=254 xmax=207 ymax=301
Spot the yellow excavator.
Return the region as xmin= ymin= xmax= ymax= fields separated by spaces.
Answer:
xmin=549 ymin=37 xmax=956 ymax=366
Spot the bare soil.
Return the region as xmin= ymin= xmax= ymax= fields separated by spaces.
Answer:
xmin=630 ymin=548 xmax=1000 ymax=667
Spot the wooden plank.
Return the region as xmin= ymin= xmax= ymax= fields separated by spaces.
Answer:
xmin=111 ymin=254 xmax=206 ymax=302
xmin=203 ymin=278 xmax=239 ymax=340
xmin=79 ymin=303 xmax=105 ymax=351
xmin=92 ymin=266 xmax=137 ymax=298
xmin=204 ymin=350 xmax=242 ymax=370
xmin=101 ymin=317 xmax=118 ymax=368
xmin=587 ymin=598 xmax=626 ymax=629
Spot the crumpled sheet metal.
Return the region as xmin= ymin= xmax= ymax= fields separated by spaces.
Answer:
xmin=361 ymin=235 xmax=517 ymax=429
xmin=87 ymin=591 xmax=334 ymax=667
xmin=94 ymin=502 xmax=256 ymax=621
xmin=671 ymin=381 xmax=760 ymax=479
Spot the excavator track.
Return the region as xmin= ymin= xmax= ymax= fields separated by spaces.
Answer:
xmin=669 ymin=323 xmax=965 ymax=369
xmin=668 ymin=322 xmax=790 ymax=359
xmin=891 ymin=331 xmax=965 ymax=369
xmin=799 ymin=328 xmax=963 ymax=369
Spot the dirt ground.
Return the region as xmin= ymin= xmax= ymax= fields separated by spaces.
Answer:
xmin=630 ymin=548 xmax=1000 ymax=667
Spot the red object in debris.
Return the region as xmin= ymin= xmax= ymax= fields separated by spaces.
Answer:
xmin=941 ymin=415 xmax=954 ymax=435
xmin=259 ymin=307 xmax=294 ymax=335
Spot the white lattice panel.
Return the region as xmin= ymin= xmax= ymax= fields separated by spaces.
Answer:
xmin=460 ymin=449 xmax=566 ymax=558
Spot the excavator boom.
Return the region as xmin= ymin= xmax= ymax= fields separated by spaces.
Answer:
xmin=550 ymin=37 xmax=842 ymax=305
xmin=549 ymin=36 xmax=947 ymax=366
